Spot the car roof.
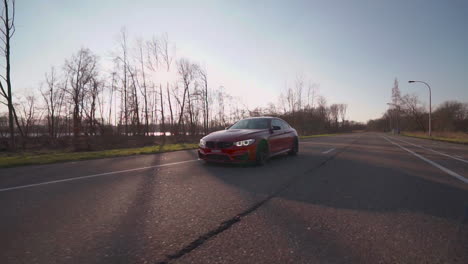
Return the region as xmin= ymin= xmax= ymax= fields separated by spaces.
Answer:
xmin=243 ymin=116 xmax=276 ymax=120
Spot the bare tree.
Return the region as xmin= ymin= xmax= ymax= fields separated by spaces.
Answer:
xmin=329 ymin=104 xmax=339 ymax=129
xmin=391 ymin=78 xmax=401 ymax=106
xmin=400 ymin=93 xmax=426 ymax=131
xmin=17 ymin=94 xmax=39 ymax=138
xmin=294 ymin=74 xmax=304 ymax=111
xmin=166 ymin=84 xmax=174 ymax=134
xmin=317 ymin=96 xmax=329 ymax=129
xmin=145 ymin=33 xmax=176 ymax=137
xmin=136 ymin=40 xmax=150 ymax=135
xmin=154 ymin=33 xmax=175 ymax=137
xmin=216 ymin=86 xmax=226 ymax=127
xmin=278 ymin=92 xmax=287 ymax=114
xmin=64 ymin=48 xmax=98 ymax=149
xmin=286 ymin=86 xmax=295 ymax=114
xmin=115 ymin=28 xmax=130 ymax=135
xmin=146 ymin=36 xmax=159 ymax=71
xmin=40 ymin=67 xmax=65 ymax=139
xmin=433 ymin=101 xmax=468 ymax=131
xmin=158 ymin=84 xmax=165 ymax=137
xmin=160 ymin=33 xmax=174 ymax=71
xmin=186 ymin=64 xmax=200 ymax=136
xmin=96 ymin=78 xmax=106 ymax=131
xmin=128 ymin=66 xmax=141 ymax=135
xmin=338 ymin=103 xmax=347 ymax=127
xmin=391 ymin=78 xmax=401 ymax=131
xmin=108 ymin=72 xmax=117 ymax=126
xmin=175 ymin=58 xmax=197 ymax=135
xmin=83 ymin=77 xmax=102 ymax=135
xmin=306 ymin=82 xmax=318 ymax=109
xmin=0 ymin=0 xmax=23 ymax=149
xmin=199 ymin=67 xmax=209 ymax=134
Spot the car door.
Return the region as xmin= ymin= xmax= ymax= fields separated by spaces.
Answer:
xmin=269 ymin=119 xmax=284 ymax=154
xmin=280 ymin=120 xmax=295 ymax=150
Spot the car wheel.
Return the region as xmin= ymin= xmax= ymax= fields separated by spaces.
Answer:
xmin=256 ymin=142 xmax=269 ymax=166
xmin=288 ymin=138 xmax=299 ymax=156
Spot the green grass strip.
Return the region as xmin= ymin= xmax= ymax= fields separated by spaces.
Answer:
xmin=299 ymin=133 xmax=338 ymax=139
xmin=0 ymin=133 xmax=350 ymax=168
xmin=0 ymin=143 xmax=199 ymax=168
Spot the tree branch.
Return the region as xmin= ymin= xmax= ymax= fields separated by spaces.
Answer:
xmin=0 ymin=80 xmax=7 ymax=98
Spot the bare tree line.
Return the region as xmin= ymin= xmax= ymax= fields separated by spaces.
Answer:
xmin=251 ymin=75 xmax=356 ymax=135
xmin=1 ymin=44 xmax=357 ymax=150
xmin=367 ymin=78 xmax=468 ymax=132
xmin=0 ymin=27 xmax=254 ymax=150
xmin=0 ymin=0 xmax=359 ymax=151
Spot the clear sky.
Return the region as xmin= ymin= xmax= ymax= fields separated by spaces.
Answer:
xmin=11 ymin=0 xmax=468 ymax=122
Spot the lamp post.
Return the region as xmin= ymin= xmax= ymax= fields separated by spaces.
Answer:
xmin=408 ymin=80 xmax=432 ymax=137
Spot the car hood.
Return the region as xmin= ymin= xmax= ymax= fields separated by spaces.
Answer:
xmin=203 ymin=129 xmax=268 ymax=142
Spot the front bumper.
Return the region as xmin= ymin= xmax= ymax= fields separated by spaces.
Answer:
xmin=198 ymin=145 xmax=257 ymax=163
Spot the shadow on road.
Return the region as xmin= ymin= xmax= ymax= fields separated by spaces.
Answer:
xmin=196 ymin=142 xmax=468 ymax=222
xmin=195 ymin=143 xmax=468 ymax=263
xmin=99 ymin=154 xmax=164 ymax=263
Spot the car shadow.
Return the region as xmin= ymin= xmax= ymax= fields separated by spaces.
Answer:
xmin=201 ymin=152 xmax=293 ymax=168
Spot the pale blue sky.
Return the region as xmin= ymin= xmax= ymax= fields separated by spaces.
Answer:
xmin=11 ymin=0 xmax=468 ymax=122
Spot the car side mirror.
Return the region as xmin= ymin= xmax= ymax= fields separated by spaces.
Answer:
xmin=272 ymin=126 xmax=281 ymax=131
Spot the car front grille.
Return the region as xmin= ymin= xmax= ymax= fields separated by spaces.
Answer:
xmin=233 ymin=153 xmax=249 ymax=161
xmin=206 ymin=154 xmax=231 ymax=161
xmin=206 ymin=141 xmax=233 ymax=149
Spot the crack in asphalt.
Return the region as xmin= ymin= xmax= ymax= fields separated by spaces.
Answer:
xmin=156 ymin=135 xmax=362 ymax=264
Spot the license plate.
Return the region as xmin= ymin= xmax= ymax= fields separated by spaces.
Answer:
xmin=212 ymin=149 xmax=221 ymax=153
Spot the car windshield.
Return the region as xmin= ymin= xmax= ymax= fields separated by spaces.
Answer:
xmin=229 ymin=119 xmax=270 ymax=130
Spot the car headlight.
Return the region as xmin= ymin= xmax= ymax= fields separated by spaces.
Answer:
xmin=234 ymin=139 xmax=255 ymax=147
xmin=199 ymin=139 xmax=206 ymax=148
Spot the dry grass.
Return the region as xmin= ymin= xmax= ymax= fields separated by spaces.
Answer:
xmin=0 ymin=143 xmax=199 ymax=168
xmin=299 ymin=133 xmax=337 ymax=139
xmin=402 ymin=131 xmax=468 ymax=144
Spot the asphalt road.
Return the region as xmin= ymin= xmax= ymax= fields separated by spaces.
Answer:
xmin=0 ymin=133 xmax=467 ymax=264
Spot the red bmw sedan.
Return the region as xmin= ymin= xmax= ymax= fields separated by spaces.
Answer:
xmin=198 ymin=117 xmax=299 ymax=165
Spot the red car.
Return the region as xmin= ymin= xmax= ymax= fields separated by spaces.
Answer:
xmin=198 ymin=117 xmax=299 ymax=165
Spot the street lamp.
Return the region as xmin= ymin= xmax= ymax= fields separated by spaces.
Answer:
xmin=408 ymin=80 xmax=432 ymax=137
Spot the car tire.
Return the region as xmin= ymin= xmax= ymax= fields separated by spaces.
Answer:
xmin=256 ymin=142 xmax=269 ymax=166
xmin=288 ymin=138 xmax=299 ymax=156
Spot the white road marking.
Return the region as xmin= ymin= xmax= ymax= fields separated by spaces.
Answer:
xmin=392 ymin=136 xmax=468 ymax=164
xmin=382 ymin=136 xmax=468 ymax=184
xmin=322 ymin=148 xmax=335 ymax=154
xmin=0 ymin=159 xmax=199 ymax=193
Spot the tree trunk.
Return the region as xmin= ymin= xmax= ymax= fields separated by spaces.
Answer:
xmin=167 ymin=83 xmax=174 ymax=136
xmin=159 ymin=84 xmax=165 ymax=140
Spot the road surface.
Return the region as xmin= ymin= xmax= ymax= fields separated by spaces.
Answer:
xmin=1 ymin=133 xmax=467 ymax=264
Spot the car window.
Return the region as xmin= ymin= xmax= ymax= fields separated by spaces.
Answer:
xmin=271 ymin=119 xmax=283 ymax=130
xmin=280 ymin=120 xmax=290 ymax=129
xmin=229 ymin=118 xmax=270 ymax=129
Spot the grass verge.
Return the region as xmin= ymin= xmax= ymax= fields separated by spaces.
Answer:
xmin=401 ymin=132 xmax=468 ymax=145
xmin=0 ymin=143 xmax=199 ymax=169
xmin=299 ymin=133 xmax=339 ymax=139
xmin=0 ymin=133 xmax=350 ymax=168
